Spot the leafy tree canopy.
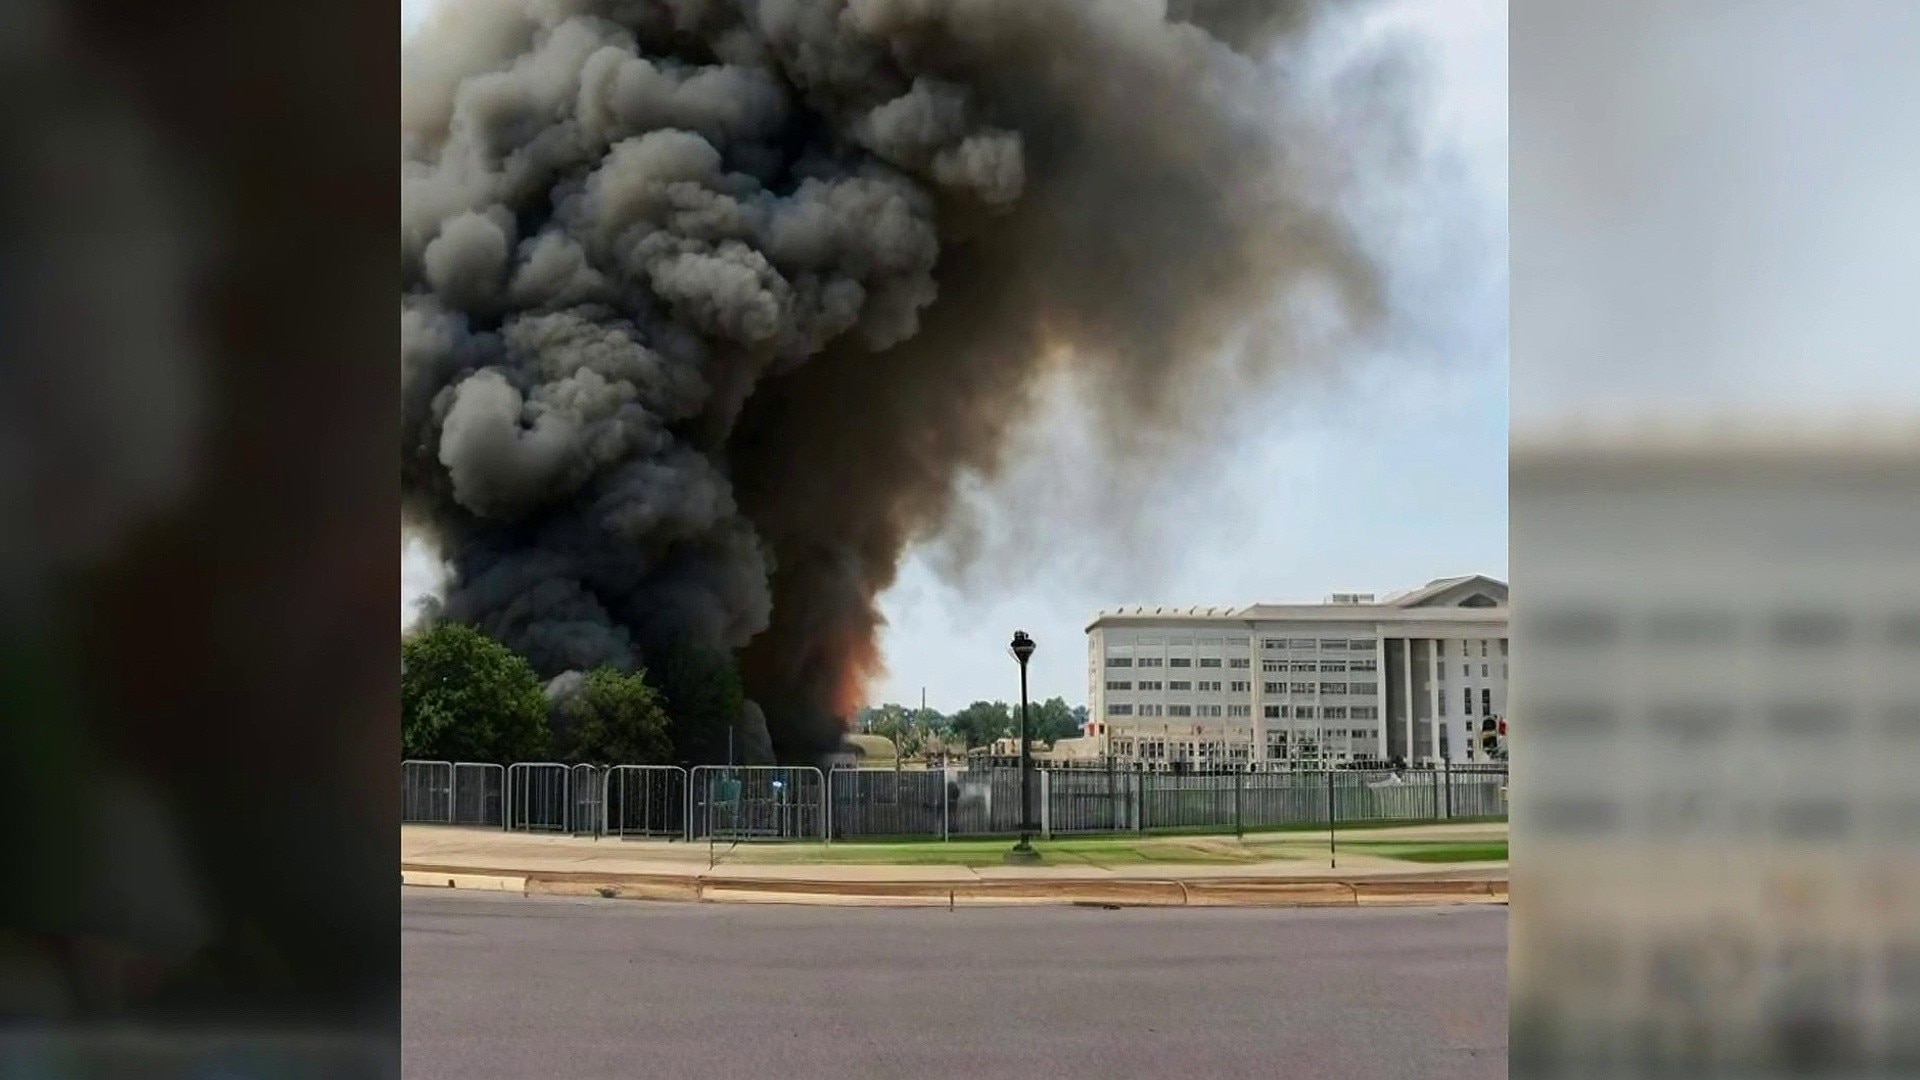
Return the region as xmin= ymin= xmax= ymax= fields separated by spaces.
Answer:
xmin=549 ymin=667 xmax=672 ymax=765
xmin=944 ymin=700 xmax=1013 ymax=749
xmin=402 ymin=623 xmax=547 ymax=763
xmin=860 ymin=702 xmax=929 ymax=757
xmin=1027 ymin=696 xmax=1082 ymax=743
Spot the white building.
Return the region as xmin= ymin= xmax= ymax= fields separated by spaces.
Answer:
xmin=1084 ymin=575 xmax=1509 ymax=767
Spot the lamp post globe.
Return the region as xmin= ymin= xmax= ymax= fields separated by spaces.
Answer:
xmin=1011 ymin=630 xmax=1035 ymax=664
xmin=1007 ymin=630 xmax=1041 ymax=863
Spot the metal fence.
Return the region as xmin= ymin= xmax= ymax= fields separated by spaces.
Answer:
xmin=403 ymin=760 xmax=453 ymax=823
xmin=569 ymin=763 xmax=606 ymax=837
xmin=505 ymin=762 xmax=571 ymax=832
xmin=689 ymin=766 xmax=827 ymax=841
xmin=604 ymin=765 xmax=687 ymax=838
xmin=404 ymin=759 xmax=1504 ymax=840
xmin=452 ymin=762 xmax=504 ymax=827
xmin=404 ymin=760 xmax=506 ymax=826
xmin=827 ymin=763 xmax=1507 ymax=839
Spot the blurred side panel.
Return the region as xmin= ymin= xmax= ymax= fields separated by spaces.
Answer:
xmin=0 ymin=1 xmax=397 ymax=1075
xmin=1514 ymin=2 xmax=1920 ymax=1077
xmin=1512 ymin=429 xmax=1920 ymax=1076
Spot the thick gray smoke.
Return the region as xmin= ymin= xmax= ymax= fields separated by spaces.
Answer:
xmin=402 ymin=0 xmax=1387 ymax=761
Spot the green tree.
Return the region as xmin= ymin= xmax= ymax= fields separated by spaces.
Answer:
xmin=651 ymin=641 xmax=748 ymax=764
xmin=945 ymin=700 xmax=1012 ymax=750
xmin=402 ymin=623 xmax=547 ymax=763
xmin=1026 ymin=696 xmax=1080 ymax=743
xmin=867 ymin=703 xmax=926 ymax=758
xmin=550 ymin=667 xmax=672 ymax=765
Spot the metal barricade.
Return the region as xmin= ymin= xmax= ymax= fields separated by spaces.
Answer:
xmin=402 ymin=760 xmax=453 ymax=823
xmin=451 ymin=762 xmax=504 ymax=827
xmin=828 ymin=769 xmax=947 ymax=839
xmin=505 ymin=762 xmax=570 ymax=832
xmin=689 ymin=765 xmax=826 ymax=841
xmin=605 ymin=765 xmax=688 ymax=839
xmin=942 ymin=765 xmax=1032 ymax=836
xmin=570 ymin=764 xmax=605 ymax=836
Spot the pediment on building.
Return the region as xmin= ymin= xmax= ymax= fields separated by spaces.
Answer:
xmin=1388 ymin=575 xmax=1508 ymax=609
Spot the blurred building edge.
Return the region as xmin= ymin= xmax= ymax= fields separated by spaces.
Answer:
xmin=1510 ymin=416 xmax=1920 ymax=1076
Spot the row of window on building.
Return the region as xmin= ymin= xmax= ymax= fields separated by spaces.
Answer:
xmin=1106 ymin=703 xmax=1385 ymax=721
xmin=1118 ymin=659 xmax=1386 ymax=673
xmin=1121 ymin=634 xmax=1505 ymax=653
xmin=1109 ymin=703 xmax=1257 ymax=718
xmin=1106 ymin=691 xmax=1501 ymax=717
xmin=1108 ymin=667 xmax=1502 ymax=693
xmin=1262 ymin=638 xmax=1380 ymax=652
xmin=1265 ymin=705 xmax=1380 ymax=720
xmin=1107 ymin=679 xmax=1259 ymax=692
xmin=1109 ymin=639 xmax=1505 ymax=667
xmin=1113 ymin=676 xmax=1382 ymax=691
xmin=1110 ymin=735 xmax=1381 ymax=764
xmin=1106 ymin=637 xmax=1381 ymax=665
xmin=1110 ymin=729 xmax=1381 ymax=762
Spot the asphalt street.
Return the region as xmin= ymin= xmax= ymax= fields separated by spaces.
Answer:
xmin=403 ymin=889 xmax=1506 ymax=1080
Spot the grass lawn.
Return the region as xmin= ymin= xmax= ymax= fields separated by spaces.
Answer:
xmin=1338 ymin=841 xmax=1508 ymax=863
xmin=1143 ymin=815 xmax=1507 ymax=838
xmin=721 ymin=834 xmax=1274 ymax=864
xmin=722 ymin=834 xmax=1506 ymax=867
xmin=728 ymin=836 xmax=1287 ymax=866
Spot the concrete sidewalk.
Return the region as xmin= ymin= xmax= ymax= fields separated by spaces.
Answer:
xmin=401 ymin=826 xmax=1508 ymax=908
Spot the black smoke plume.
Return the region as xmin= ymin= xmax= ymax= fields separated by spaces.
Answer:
xmin=402 ymin=0 xmax=1387 ymax=762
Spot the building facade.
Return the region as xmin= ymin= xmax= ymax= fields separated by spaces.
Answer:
xmin=1085 ymin=575 xmax=1509 ymax=767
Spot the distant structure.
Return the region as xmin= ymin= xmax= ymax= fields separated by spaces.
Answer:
xmin=827 ymin=733 xmax=899 ymax=770
xmin=1085 ymin=575 xmax=1509 ymax=767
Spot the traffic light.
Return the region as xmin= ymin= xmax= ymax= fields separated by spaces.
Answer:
xmin=1479 ymin=717 xmax=1500 ymax=758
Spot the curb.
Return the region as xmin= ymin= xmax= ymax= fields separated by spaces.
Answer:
xmin=402 ymin=863 xmax=1507 ymax=909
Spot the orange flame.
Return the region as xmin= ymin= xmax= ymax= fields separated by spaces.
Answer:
xmin=829 ymin=633 xmax=884 ymax=727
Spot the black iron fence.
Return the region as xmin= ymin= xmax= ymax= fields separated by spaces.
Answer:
xmin=826 ymin=763 xmax=1506 ymax=839
xmin=406 ymin=760 xmax=1505 ymax=841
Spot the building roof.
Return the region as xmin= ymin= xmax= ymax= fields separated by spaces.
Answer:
xmin=839 ymin=734 xmax=898 ymax=760
xmin=1086 ymin=575 xmax=1508 ymax=631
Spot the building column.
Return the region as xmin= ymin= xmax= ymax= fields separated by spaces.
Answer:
xmin=1402 ymin=637 xmax=1416 ymax=764
xmin=1370 ymin=633 xmax=1385 ymax=760
xmin=1249 ymin=626 xmax=1266 ymax=762
xmin=1427 ymin=638 xmax=1443 ymax=761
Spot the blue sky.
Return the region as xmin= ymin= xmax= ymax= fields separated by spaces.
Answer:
xmin=402 ymin=0 xmax=1511 ymax=712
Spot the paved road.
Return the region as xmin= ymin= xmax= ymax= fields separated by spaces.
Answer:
xmin=404 ymin=890 xmax=1506 ymax=1080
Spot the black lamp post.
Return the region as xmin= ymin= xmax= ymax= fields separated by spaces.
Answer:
xmin=1007 ymin=630 xmax=1040 ymax=863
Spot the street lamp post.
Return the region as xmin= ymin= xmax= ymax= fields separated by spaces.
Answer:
xmin=1007 ymin=630 xmax=1040 ymax=864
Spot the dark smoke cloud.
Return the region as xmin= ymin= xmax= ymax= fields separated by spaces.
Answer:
xmin=403 ymin=0 xmax=1390 ymax=762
